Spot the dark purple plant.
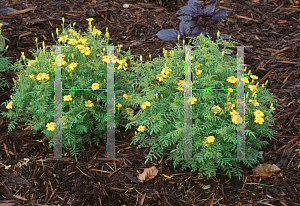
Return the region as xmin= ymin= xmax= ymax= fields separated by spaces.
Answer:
xmin=156 ymin=0 xmax=230 ymax=41
xmin=0 ymin=6 xmax=19 ymax=26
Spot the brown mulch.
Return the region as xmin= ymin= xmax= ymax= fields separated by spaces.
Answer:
xmin=0 ymin=0 xmax=300 ymax=205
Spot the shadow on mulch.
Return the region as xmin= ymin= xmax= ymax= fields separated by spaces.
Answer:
xmin=0 ymin=0 xmax=300 ymax=205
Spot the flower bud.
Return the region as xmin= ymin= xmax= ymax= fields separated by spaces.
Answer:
xmin=42 ymin=41 xmax=45 ymax=54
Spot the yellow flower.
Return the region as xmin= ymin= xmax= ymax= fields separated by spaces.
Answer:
xmin=254 ymin=117 xmax=264 ymax=124
xmin=240 ymin=77 xmax=249 ymax=85
xmin=102 ymin=56 xmax=118 ymax=64
xmin=141 ymin=101 xmax=151 ymax=110
xmin=175 ymin=79 xmax=185 ymax=91
xmin=92 ymin=27 xmax=102 ymax=36
xmin=61 ymin=116 xmax=69 ymax=126
xmin=137 ymin=125 xmax=145 ymax=132
xmin=77 ymin=37 xmax=87 ymax=45
xmin=226 ymin=76 xmax=237 ymax=84
xmin=206 ymin=136 xmax=215 ymax=143
xmin=29 ymin=74 xmax=35 ymax=79
xmin=123 ymin=94 xmax=131 ymax=100
xmin=250 ymin=75 xmax=258 ymax=80
xmin=67 ymin=38 xmax=77 ymax=45
xmin=163 ymin=49 xmax=167 ymax=57
xmin=196 ymin=69 xmax=202 ymax=76
xmin=230 ymin=110 xmax=243 ymax=124
xmin=161 ymin=64 xmax=172 ymax=75
xmin=91 ymin=83 xmax=100 ymax=90
xmin=234 ymin=115 xmax=243 ymax=125
xmin=81 ymin=47 xmax=91 ymax=55
xmin=156 ymin=73 xmax=164 ymax=82
xmin=21 ymin=52 xmax=25 ymax=59
xmin=194 ymin=63 xmax=202 ymax=70
xmin=46 ymin=122 xmax=56 ymax=131
xmin=211 ymin=106 xmax=222 ymax=114
xmin=187 ymin=96 xmax=197 ymax=105
xmin=63 ymin=95 xmax=72 ymax=101
xmin=116 ymin=103 xmax=122 ymax=108
xmin=66 ymin=62 xmax=78 ymax=72
xmin=230 ymin=109 xmax=238 ymax=116
xmin=202 ymin=136 xmax=215 ymax=146
xmin=76 ymin=45 xmax=85 ymax=51
xmin=116 ymin=58 xmax=128 ymax=71
xmin=58 ymin=35 xmax=68 ymax=43
xmin=68 ymin=29 xmax=78 ymax=36
xmin=36 ymin=73 xmax=43 ymax=80
xmin=254 ymin=110 xmax=264 ymax=117
xmin=248 ymin=85 xmax=258 ymax=93
xmin=85 ymin=100 xmax=94 ymax=107
xmin=192 ymin=96 xmax=197 ymax=105
xmin=156 ymin=74 xmax=164 ymax=82
xmin=6 ymin=102 xmax=13 ymax=109
xmin=126 ymin=108 xmax=134 ymax=115
xmin=27 ymin=60 xmax=36 ymax=67
xmin=41 ymin=73 xmax=50 ymax=80
xmin=86 ymin=18 xmax=94 ymax=23
xmin=270 ymin=103 xmax=276 ymax=111
xmin=249 ymin=99 xmax=259 ymax=106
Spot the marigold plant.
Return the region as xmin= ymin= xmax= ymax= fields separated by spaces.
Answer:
xmin=1 ymin=18 xmax=134 ymax=160
xmin=123 ymin=33 xmax=278 ymax=179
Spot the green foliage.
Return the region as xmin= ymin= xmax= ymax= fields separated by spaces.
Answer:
xmin=0 ymin=17 xmax=281 ymax=177
xmin=0 ymin=55 xmax=12 ymax=90
xmin=123 ymin=33 xmax=278 ymax=179
xmin=0 ymin=18 xmax=134 ymax=160
xmin=0 ymin=24 xmax=12 ymax=91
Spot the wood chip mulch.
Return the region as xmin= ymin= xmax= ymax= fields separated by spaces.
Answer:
xmin=0 ymin=0 xmax=300 ymax=205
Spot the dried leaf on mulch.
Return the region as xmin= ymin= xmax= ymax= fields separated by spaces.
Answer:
xmin=138 ymin=166 xmax=158 ymax=182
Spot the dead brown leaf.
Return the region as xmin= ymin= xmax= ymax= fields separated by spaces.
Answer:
xmin=252 ymin=163 xmax=281 ymax=178
xmin=138 ymin=166 xmax=158 ymax=183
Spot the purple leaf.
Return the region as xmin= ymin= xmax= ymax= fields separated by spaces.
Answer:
xmin=209 ymin=32 xmax=230 ymax=40
xmin=124 ymin=171 xmax=139 ymax=183
xmin=156 ymin=0 xmax=229 ymax=42
xmin=187 ymin=21 xmax=199 ymax=28
xmin=179 ymin=21 xmax=191 ymax=37
xmin=179 ymin=21 xmax=185 ymax=36
xmin=220 ymin=34 xmax=230 ymax=39
xmin=156 ymin=29 xmax=180 ymax=41
xmin=176 ymin=5 xmax=197 ymax=16
xmin=0 ymin=6 xmax=18 ymax=15
xmin=0 ymin=21 xmax=9 ymax=26
xmin=212 ymin=10 xmax=230 ymax=21
xmin=188 ymin=0 xmax=199 ymax=6
xmin=0 ymin=6 xmax=18 ymax=26
xmin=202 ymin=1 xmax=216 ymax=16
xmin=177 ymin=16 xmax=192 ymax=21
xmin=197 ymin=17 xmax=206 ymax=26
xmin=190 ymin=26 xmax=208 ymax=37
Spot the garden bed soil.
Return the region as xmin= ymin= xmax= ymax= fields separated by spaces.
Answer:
xmin=0 ymin=0 xmax=300 ymax=205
